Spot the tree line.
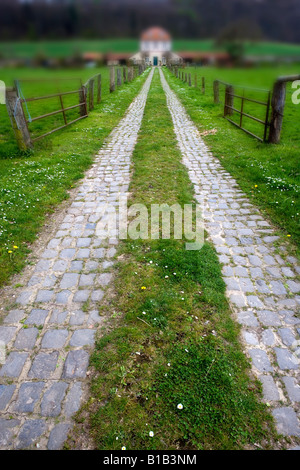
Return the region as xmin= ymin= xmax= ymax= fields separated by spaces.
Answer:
xmin=1 ymin=0 xmax=299 ymax=44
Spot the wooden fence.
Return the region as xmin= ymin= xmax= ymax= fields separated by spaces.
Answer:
xmin=169 ymin=65 xmax=298 ymax=144
xmin=216 ymin=81 xmax=271 ymax=143
xmin=6 ymin=64 xmax=148 ymax=150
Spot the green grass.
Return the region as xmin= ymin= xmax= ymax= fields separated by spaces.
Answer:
xmin=167 ymin=66 xmax=300 ymax=251
xmin=0 ymin=67 xmax=150 ymax=289
xmin=71 ymin=69 xmax=279 ymax=451
xmin=1 ymin=39 xmax=300 ymax=59
xmin=0 ymin=66 xmax=125 ymax=158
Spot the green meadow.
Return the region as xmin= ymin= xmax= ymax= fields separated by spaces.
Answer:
xmin=1 ymin=39 xmax=300 ymax=58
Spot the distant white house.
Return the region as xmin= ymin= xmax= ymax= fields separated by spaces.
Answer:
xmin=130 ymin=27 xmax=182 ymax=66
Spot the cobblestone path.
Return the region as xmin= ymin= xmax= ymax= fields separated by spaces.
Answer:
xmin=159 ymin=69 xmax=300 ymax=443
xmin=0 ymin=69 xmax=154 ymax=450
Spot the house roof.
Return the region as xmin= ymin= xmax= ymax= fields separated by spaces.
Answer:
xmin=141 ymin=27 xmax=171 ymax=42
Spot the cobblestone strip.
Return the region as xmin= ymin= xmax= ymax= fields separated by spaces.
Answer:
xmin=160 ymin=69 xmax=300 ymax=443
xmin=0 ymin=69 xmax=154 ymax=450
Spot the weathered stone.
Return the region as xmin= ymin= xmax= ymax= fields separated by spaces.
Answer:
xmin=91 ymin=290 xmax=104 ymax=302
xmin=41 ymin=329 xmax=69 ymax=349
xmin=275 ymin=348 xmax=299 ymax=370
xmin=41 ymin=381 xmax=68 ymax=417
xmin=79 ymin=273 xmax=96 ymax=287
xmin=35 ymin=290 xmax=54 ymax=303
xmin=0 ymin=384 xmax=16 ymax=410
xmin=236 ymin=311 xmax=259 ymax=327
xmin=0 ymin=352 xmax=28 ymax=377
xmin=62 ymin=350 xmax=89 ymax=379
xmin=56 ymin=290 xmax=71 ymax=304
xmin=261 ymin=329 xmax=276 ymax=346
xmin=3 ymin=310 xmax=25 ymax=324
xmin=248 ymin=349 xmax=273 ymax=372
xmin=257 ymin=310 xmax=281 ymax=327
xmin=25 ymin=309 xmax=48 ymax=326
xmin=278 ymin=328 xmax=296 ymax=347
xmin=259 ymin=375 xmax=280 ymax=401
xmin=16 ymin=291 xmax=33 ymax=305
xmin=64 ymin=381 xmax=83 ymax=418
xmin=16 ymin=419 xmax=46 ymax=449
xmin=272 ymin=407 xmax=300 ymax=437
xmin=73 ymin=290 xmax=90 ymax=303
xmin=14 ymin=328 xmax=38 ymax=350
xmin=59 ymin=248 xmax=76 ymax=259
xmin=69 ymin=329 xmax=95 ymax=347
xmin=282 ymin=377 xmax=300 ymax=402
xmin=13 ymin=382 xmax=45 ymax=412
xmin=28 ymin=351 xmax=59 ymax=378
xmin=49 ymin=310 xmax=68 ymax=325
xmin=60 ymin=273 xmax=79 ymax=289
xmin=0 ymin=418 xmax=20 ymax=447
xmin=0 ymin=326 xmax=17 ymax=345
xmin=47 ymin=423 xmax=71 ymax=450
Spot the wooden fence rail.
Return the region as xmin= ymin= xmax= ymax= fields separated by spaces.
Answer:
xmin=6 ymin=64 xmax=148 ymax=149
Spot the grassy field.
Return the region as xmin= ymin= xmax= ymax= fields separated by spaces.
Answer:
xmin=0 ymin=67 xmax=114 ymax=158
xmin=1 ymin=39 xmax=300 ymax=59
xmin=0 ymin=66 xmax=149 ymax=288
xmin=69 ymin=69 xmax=278 ymax=451
xmin=169 ymin=65 xmax=300 ymax=250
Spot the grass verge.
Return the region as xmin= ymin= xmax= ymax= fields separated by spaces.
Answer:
xmin=70 ymin=69 xmax=279 ymax=451
xmin=0 ymin=68 xmax=150 ymax=288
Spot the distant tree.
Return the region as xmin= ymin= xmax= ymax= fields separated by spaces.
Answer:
xmin=216 ymin=18 xmax=263 ymax=63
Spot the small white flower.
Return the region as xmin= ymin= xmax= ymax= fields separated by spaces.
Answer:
xmin=167 ymin=362 xmax=171 ymax=366
xmin=177 ymin=403 xmax=183 ymax=410
xmin=165 ymin=275 xmax=169 ymax=278
xmin=149 ymin=431 xmax=154 ymax=437
xmin=122 ymin=446 xmax=126 ymax=450
xmin=185 ymin=349 xmax=189 ymax=353
xmin=142 ymin=311 xmax=146 ymax=315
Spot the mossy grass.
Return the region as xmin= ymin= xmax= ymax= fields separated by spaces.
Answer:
xmin=76 ymin=69 xmax=279 ymax=451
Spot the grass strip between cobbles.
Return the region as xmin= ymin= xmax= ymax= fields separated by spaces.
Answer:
xmin=71 ymin=69 xmax=280 ymax=451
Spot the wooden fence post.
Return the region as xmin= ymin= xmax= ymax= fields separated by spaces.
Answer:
xmin=97 ymin=74 xmax=102 ymax=104
xmin=194 ymin=74 xmax=197 ymax=88
xmin=6 ymin=87 xmax=33 ymax=150
xmin=188 ymin=73 xmax=192 ymax=86
xmin=110 ymin=66 xmax=115 ymax=93
xmin=213 ymin=80 xmax=220 ymax=103
xmin=117 ymin=68 xmax=122 ymax=87
xmin=123 ymin=67 xmax=127 ymax=82
xmin=269 ymin=79 xmax=286 ymax=144
xmin=202 ymin=77 xmax=205 ymax=94
xmin=89 ymin=79 xmax=94 ymax=111
xmin=224 ymin=85 xmax=234 ymax=116
xmin=129 ymin=66 xmax=133 ymax=82
xmin=79 ymin=86 xmax=87 ymax=117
